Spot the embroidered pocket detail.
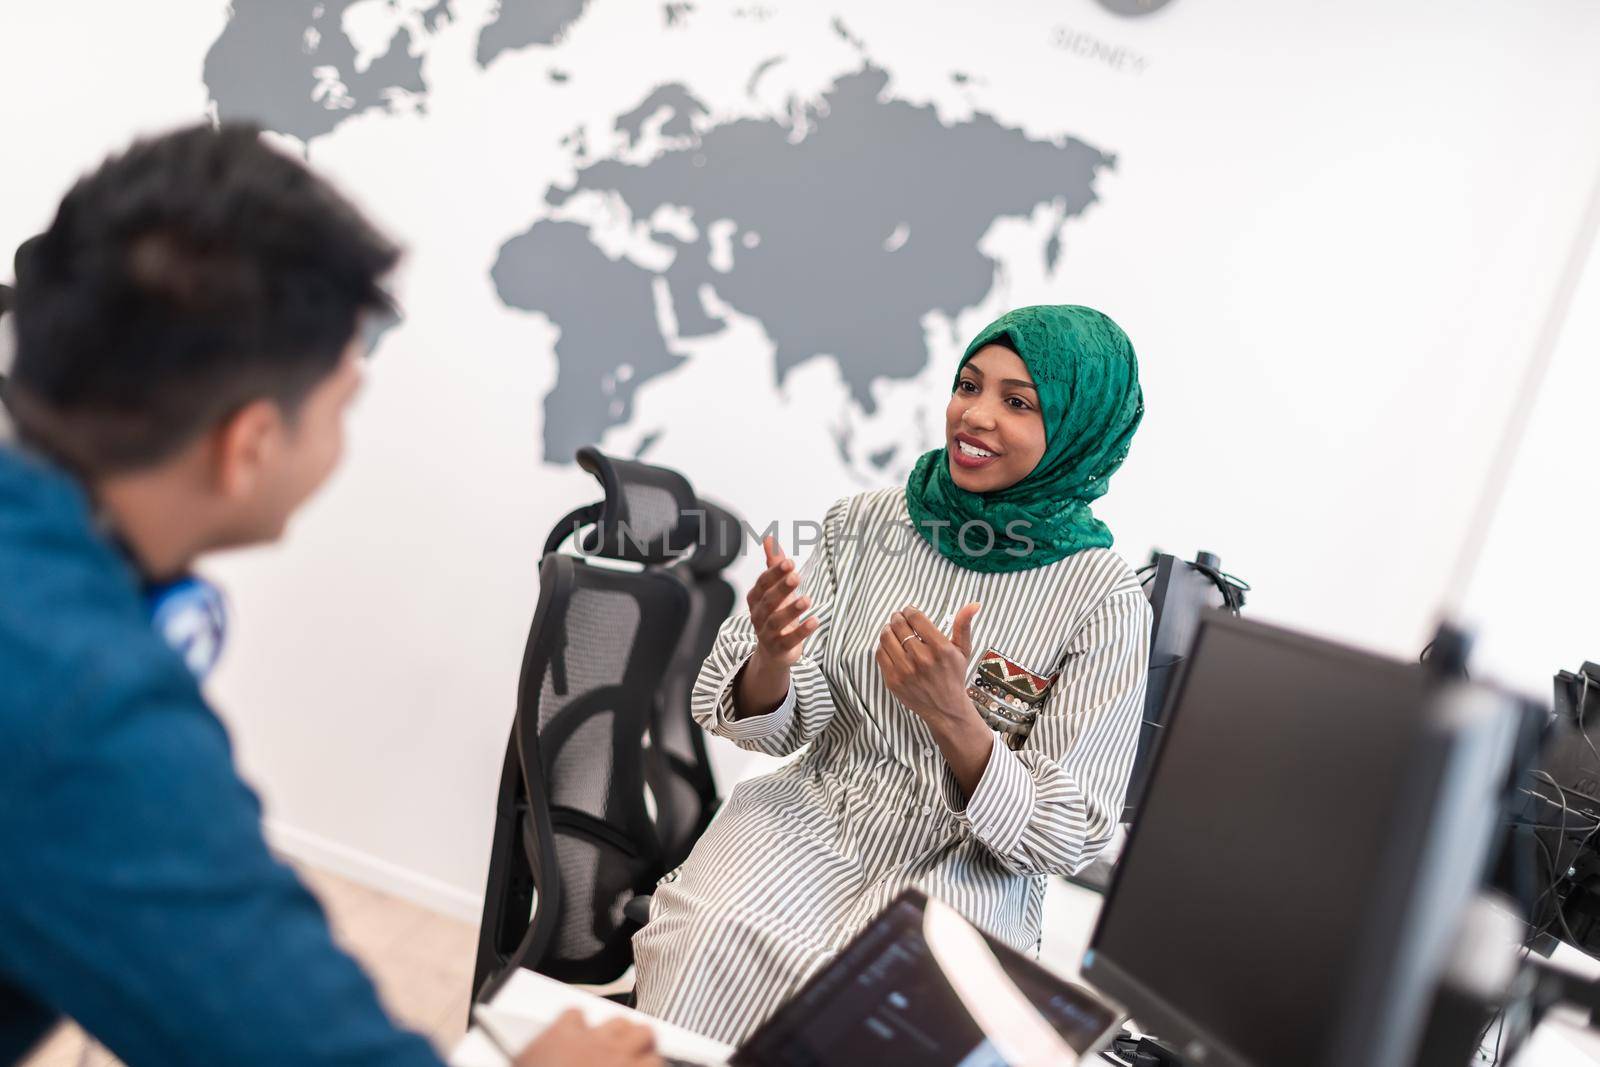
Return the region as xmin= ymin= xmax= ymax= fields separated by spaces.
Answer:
xmin=967 ymin=649 xmax=1058 ymax=750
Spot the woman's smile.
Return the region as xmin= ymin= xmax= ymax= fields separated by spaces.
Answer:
xmin=951 ymin=431 xmax=1002 ymax=469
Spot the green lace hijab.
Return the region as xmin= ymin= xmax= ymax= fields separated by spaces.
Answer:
xmin=904 ymin=305 xmax=1144 ymax=573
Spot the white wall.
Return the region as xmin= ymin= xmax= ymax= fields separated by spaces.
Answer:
xmin=1463 ymin=224 xmax=1600 ymax=698
xmin=3 ymin=0 xmax=1600 ymax=919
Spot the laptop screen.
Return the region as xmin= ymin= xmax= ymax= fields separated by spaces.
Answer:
xmin=732 ymin=890 xmax=1120 ymax=1066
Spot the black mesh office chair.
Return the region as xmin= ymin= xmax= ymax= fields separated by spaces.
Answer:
xmin=472 ymin=449 xmax=705 ymax=1000
xmin=537 ymin=487 xmax=742 ymax=876
xmin=650 ymin=499 xmax=743 ymax=871
xmin=1121 ymin=550 xmax=1249 ymax=822
xmin=1066 ymin=550 xmax=1249 ymax=893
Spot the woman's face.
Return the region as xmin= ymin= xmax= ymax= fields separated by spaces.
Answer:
xmin=945 ymin=343 xmax=1047 ymax=493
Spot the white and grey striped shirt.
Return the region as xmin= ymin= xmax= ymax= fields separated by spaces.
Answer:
xmin=632 ymin=487 xmax=1150 ymax=1045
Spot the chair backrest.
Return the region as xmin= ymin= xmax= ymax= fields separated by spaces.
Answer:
xmin=472 ymin=449 xmax=700 ymax=998
xmin=650 ymin=500 xmax=744 ymax=870
xmin=1120 ymin=551 xmax=1248 ymax=823
xmin=538 ymin=489 xmax=744 ymax=873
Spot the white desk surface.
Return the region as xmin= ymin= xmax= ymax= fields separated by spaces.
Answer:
xmin=450 ymin=968 xmax=734 ymax=1067
xmin=455 ymin=878 xmax=1600 ymax=1066
xmin=1500 ymin=941 xmax=1600 ymax=1066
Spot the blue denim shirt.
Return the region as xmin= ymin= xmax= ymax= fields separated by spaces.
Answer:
xmin=0 ymin=446 xmax=442 ymax=1066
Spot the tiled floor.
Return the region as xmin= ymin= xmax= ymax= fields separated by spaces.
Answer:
xmin=19 ymin=863 xmax=479 ymax=1066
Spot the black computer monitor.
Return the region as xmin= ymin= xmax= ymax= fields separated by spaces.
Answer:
xmin=1081 ymin=613 xmax=1521 ymax=1067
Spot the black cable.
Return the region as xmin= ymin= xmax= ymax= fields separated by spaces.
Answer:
xmin=1532 ymin=770 xmax=1573 ymax=897
xmin=1189 ymin=561 xmax=1249 ymax=613
xmin=1526 ymin=771 xmax=1600 ymax=948
xmin=1418 ymin=637 xmax=1472 ymax=680
xmin=1487 ymin=930 xmax=1555 ymax=1065
xmin=1508 ymin=816 xmax=1600 ymax=833
xmin=1483 ymin=830 xmax=1576 ymax=1063
xmin=1512 ymin=785 xmax=1600 ymax=829
xmin=1533 ymin=831 xmax=1585 ymax=948
xmin=1502 ymin=660 xmax=1600 ymax=992
xmin=1496 ymin=809 xmax=1585 ymax=1062
xmin=1577 ymin=670 xmax=1600 ymax=775
xmin=1135 ymin=554 xmax=1249 ymax=614
xmin=1530 ymin=778 xmax=1600 ymax=812
xmin=1497 ymin=670 xmax=1600 ymax=1004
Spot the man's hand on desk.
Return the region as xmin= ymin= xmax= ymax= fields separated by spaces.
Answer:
xmin=514 ymin=1008 xmax=664 ymax=1067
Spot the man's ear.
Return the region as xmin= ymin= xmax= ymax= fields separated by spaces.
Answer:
xmin=210 ymin=398 xmax=283 ymax=498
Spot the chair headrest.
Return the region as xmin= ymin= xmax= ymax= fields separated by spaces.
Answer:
xmin=685 ymin=499 xmax=744 ymax=577
xmin=574 ymin=447 xmax=702 ymax=565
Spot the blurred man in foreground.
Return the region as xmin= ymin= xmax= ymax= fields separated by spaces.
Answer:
xmin=0 ymin=124 xmax=659 ymax=1067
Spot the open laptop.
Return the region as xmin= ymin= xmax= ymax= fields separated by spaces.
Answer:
xmin=459 ymin=889 xmax=1122 ymax=1067
xmin=726 ymin=889 xmax=1121 ymax=1066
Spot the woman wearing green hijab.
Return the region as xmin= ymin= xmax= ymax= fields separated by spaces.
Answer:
xmin=633 ymin=305 xmax=1151 ymax=1045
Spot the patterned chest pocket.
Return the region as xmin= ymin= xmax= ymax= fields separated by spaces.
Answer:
xmin=966 ymin=648 xmax=1059 ymax=750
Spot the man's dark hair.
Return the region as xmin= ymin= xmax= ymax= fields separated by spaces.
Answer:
xmin=10 ymin=123 xmax=399 ymax=475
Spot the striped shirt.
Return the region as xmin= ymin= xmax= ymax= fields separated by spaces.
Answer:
xmin=631 ymin=487 xmax=1150 ymax=1045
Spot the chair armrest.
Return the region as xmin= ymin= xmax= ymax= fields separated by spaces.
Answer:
xmin=623 ymin=894 xmax=653 ymax=927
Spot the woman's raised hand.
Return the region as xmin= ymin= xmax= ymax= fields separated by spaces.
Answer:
xmin=747 ymin=536 xmax=819 ymax=669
